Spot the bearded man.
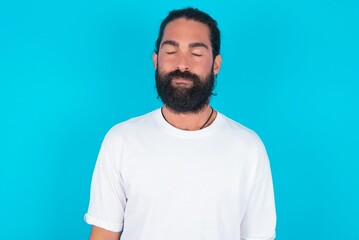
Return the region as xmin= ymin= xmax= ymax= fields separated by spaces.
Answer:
xmin=85 ymin=7 xmax=276 ymax=240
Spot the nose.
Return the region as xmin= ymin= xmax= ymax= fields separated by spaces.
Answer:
xmin=176 ymin=54 xmax=190 ymax=72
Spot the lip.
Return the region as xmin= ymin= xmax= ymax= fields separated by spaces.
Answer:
xmin=172 ymin=77 xmax=193 ymax=84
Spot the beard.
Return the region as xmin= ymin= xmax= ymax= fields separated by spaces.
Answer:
xmin=155 ymin=67 xmax=216 ymax=113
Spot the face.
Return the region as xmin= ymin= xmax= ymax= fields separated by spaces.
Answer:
xmin=153 ymin=18 xmax=222 ymax=113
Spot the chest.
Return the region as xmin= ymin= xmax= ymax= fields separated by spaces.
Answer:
xmin=120 ymin=135 xmax=256 ymax=203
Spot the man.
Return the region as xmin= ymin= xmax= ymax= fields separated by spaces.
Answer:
xmin=85 ymin=7 xmax=276 ymax=240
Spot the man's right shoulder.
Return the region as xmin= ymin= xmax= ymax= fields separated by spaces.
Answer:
xmin=103 ymin=109 xmax=159 ymax=140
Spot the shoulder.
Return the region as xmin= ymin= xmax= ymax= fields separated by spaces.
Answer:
xmin=218 ymin=113 xmax=264 ymax=147
xmin=218 ymin=113 xmax=270 ymax=169
xmin=102 ymin=109 xmax=159 ymax=143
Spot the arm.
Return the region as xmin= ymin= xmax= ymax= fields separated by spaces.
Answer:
xmin=241 ymin=140 xmax=276 ymax=239
xmin=89 ymin=225 xmax=121 ymax=240
xmin=85 ymin=131 xmax=127 ymax=238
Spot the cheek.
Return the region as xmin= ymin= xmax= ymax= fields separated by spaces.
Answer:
xmin=157 ymin=55 xmax=176 ymax=71
xmin=205 ymin=60 xmax=214 ymax=70
xmin=195 ymin=59 xmax=214 ymax=75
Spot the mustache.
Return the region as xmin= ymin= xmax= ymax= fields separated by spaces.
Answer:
xmin=167 ymin=69 xmax=201 ymax=82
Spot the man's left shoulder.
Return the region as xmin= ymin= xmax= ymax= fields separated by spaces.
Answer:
xmin=219 ymin=113 xmax=264 ymax=146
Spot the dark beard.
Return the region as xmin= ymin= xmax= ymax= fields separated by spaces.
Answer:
xmin=155 ymin=68 xmax=215 ymax=113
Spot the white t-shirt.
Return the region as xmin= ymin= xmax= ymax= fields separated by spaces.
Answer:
xmin=85 ymin=109 xmax=276 ymax=240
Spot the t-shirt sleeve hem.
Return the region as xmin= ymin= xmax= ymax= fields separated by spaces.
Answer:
xmin=84 ymin=213 xmax=123 ymax=233
xmin=240 ymin=233 xmax=276 ymax=240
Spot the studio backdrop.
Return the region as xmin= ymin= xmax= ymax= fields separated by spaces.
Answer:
xmin=0 ymin=0 xmax=358 ymax=239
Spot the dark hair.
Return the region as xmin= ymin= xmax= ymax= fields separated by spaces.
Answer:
xmin=155 ymin=7 xmax=221 ymax=58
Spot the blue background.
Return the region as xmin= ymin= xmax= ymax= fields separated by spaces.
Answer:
xmin=1 ymin=0 xmax=358 ymax=239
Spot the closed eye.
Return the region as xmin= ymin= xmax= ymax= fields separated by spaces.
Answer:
xmin=192 ymin=53 xmax=202 ymax=57
xmin=166 ymin=52 xmax=176 ymax=55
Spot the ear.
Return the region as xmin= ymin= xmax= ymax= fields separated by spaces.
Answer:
xmin=213 ymin=54 xmax=222 ymax=75
xmin=152 ymin=53 xmax=158 ymax=70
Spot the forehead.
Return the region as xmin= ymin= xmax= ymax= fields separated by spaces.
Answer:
xmin=161 ymin=18 xmax=211 ymax=46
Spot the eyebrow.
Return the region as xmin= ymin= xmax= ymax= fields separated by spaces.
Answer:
xmin=161 ymin=40 xmax=209 ymax=50
xmin=161 ymin=40 xmax=179 ymax=48
xmin=189 ymin=42 xmax=209 ymax=50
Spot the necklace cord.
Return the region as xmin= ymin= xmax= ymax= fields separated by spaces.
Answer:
xmin=200 ymin=107 xmax=214 ymax=129
xmin=160 ymin=107 xmax=214 ymax=130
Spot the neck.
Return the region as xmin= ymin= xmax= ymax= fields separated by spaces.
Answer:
xmin=161 ymin=105 xmax=217 ymax=131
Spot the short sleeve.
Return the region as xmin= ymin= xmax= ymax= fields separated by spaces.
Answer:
xmin=241 ymin=141 xmax=276 ymax=240
xmin=84 ymin=131 xmax=127 ymax=232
